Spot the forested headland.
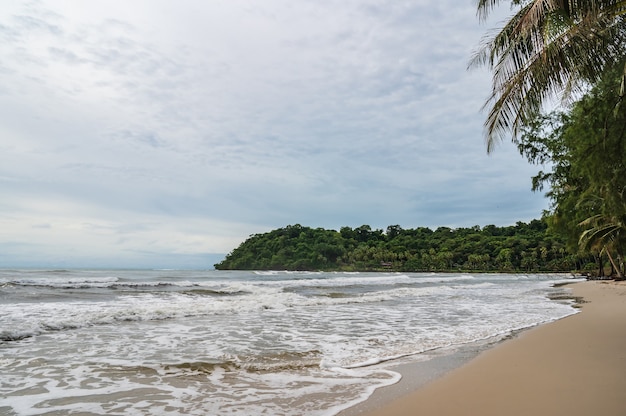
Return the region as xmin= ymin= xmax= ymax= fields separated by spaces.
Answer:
xmin=214 ymin=220 xmax=594 ymax=273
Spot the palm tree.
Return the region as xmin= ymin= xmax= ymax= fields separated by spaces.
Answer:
xmin=579 ymin=212 xmax=625 ymax=278
xmin=472 ymin=0 xmax=626 ymax=151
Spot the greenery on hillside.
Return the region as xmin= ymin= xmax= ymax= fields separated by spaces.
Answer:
xmin=214 ymin=220 xmax=592 ymax=272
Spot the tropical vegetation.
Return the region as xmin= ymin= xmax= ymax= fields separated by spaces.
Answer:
xmin=518 ymin=63 xmax=626 ymax=277
xmin=214 ymin=221 xmax=592 ymax=273
xmin=474 ymin=1 xmax=626 ymax=277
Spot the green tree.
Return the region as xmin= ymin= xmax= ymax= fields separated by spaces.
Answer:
xmin=496 ymin=248 xmax=514 ymax=270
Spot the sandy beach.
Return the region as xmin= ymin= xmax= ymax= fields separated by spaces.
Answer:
xmin=346 ymin=280 xmax=626 ymax=416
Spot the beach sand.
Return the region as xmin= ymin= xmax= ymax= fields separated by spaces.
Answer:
xmin=344 ymin=280 xmax=626 ymax=416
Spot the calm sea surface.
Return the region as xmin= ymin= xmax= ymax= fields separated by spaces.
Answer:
xmin=0 ymin=269 xmax=581 ymax=415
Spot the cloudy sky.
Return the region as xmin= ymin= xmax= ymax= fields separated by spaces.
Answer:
xmin=0 ymin=0 xmax=549 ymax=269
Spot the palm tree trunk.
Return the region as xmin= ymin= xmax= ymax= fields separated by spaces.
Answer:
xmin=605 ymin=248 xmax=624 ymax=279
xmin=598 ymin=254 xmax=605 ymax=277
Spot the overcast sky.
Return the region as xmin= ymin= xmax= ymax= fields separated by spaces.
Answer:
xmin=0 ymin=0 xmax=549 ymax=269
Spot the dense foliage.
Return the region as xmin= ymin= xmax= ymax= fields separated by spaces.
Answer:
xmin=518 ymin=63 xmax=626 ymax=277
xmin=214 ymin=221 xmax=591 ymax=272
xmin=473 ymin=2 xmax=625 ymax=277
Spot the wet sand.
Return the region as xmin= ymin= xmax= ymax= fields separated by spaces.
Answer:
xmin=344 ymin=280 xmax=626 ymax=416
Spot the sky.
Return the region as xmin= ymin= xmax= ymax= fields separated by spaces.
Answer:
xmin=0 ymin=0 xmax=550 ymax=269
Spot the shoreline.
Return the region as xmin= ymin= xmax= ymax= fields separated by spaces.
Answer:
xmin=340 ymin=280 xmax=626 ymax=416
xmin=336 ymin=338 xmax=499 ymax=416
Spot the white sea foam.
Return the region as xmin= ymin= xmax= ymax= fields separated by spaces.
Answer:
xmin=4 ymin=275 xmax=120 ymax=288
xmin=0 ymin=270 xmax=581 ymax=415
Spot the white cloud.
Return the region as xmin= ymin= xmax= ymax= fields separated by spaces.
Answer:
xmin=0 ymin=0 xmax=549 ymax=268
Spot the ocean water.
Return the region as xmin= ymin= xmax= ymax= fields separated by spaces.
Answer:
xmin=0 ymin=270 xmax=581 ymax=415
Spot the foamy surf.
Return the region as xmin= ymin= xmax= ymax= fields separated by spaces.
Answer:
xmin=0 ymin=269 xmax=582 ymax=415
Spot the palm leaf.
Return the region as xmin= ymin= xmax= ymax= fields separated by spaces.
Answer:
xmin=474 ymin=0 xmax=626 ymax=150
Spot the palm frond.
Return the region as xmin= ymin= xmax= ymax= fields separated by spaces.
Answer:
xmin=474 ymin=0 xmax=626 ymax=150
xmin=578 ymin=212 xmax=625 ymax=252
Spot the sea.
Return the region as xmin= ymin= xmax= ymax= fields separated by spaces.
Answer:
xmin=0 ymin=269 xmax=582 ymax=416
